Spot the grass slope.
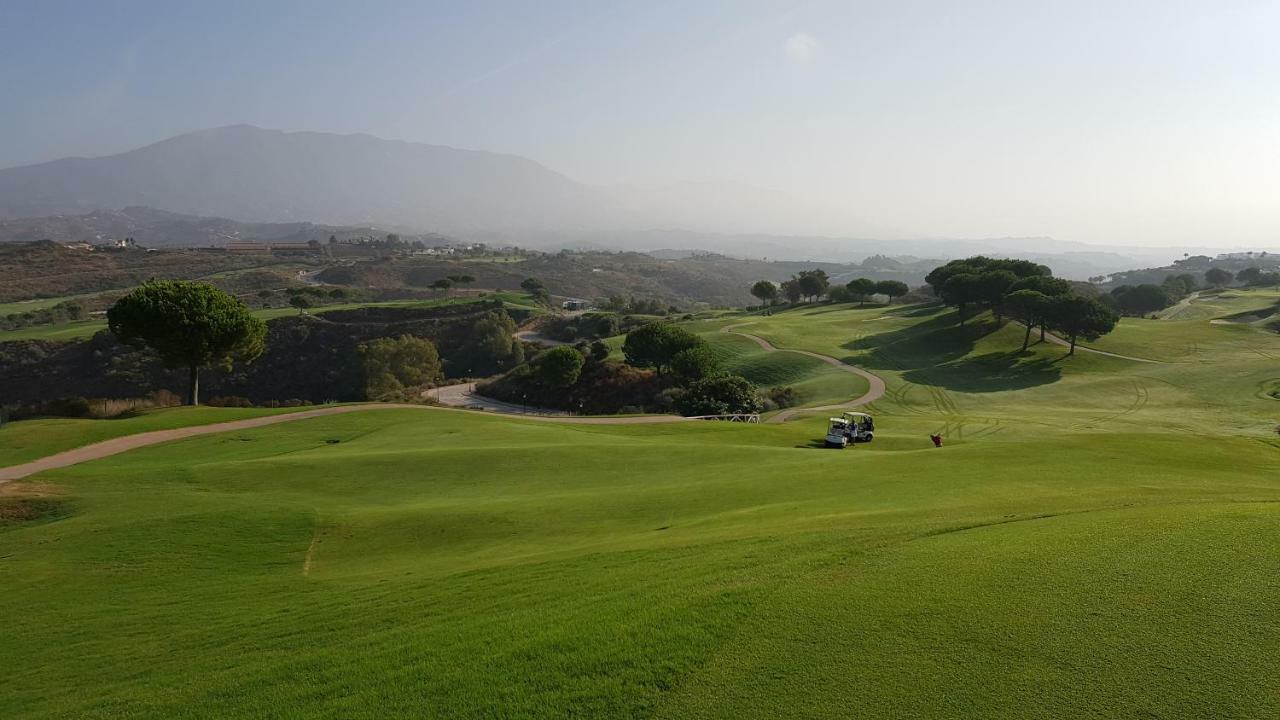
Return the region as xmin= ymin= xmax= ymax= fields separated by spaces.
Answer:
xmin=0 ymin=406 xmax=314 ymax=467
xmin=4 ymin=296 xmax=1280 ymax=718
xmin=3 ymin=408 xmax=1279 ymax=718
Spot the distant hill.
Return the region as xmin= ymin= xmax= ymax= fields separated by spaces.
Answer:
xmin=0 ymin=125 xmax=887 ymax=238
xmin=0 ymin=125 xmax=595 ymax=232
xmin=0 ymin=206 xmax=439 ymax=249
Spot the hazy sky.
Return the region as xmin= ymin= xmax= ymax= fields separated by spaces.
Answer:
xmin=2 ymin=0 xmax=1277 ymax=247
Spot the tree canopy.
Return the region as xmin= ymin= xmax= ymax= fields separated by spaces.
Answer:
xmin=107 ymin=281 xmax=266 ymax=405
xmin=536 ymin=345 xmax=585 ymax=390
xmin=928 ymin=256 xmax=1051 ymax=325
xmin=874 ymin=280 xmax=909 ymax=302
xmin=1204 ymin=267 xmax=1233 ymax=287
xmin=360 ymin=335 xmax=443 ymax=400
xmin=845 ymin=278 xmax=877 ymax=305
xmin=1046 ymin=295 xmax=1118 ymax=355
xmin=622 ymin=322 xmax=703 ymax=374
xmin=671 ymin=344 xmax=721 ymax=384
xmin=795 ymin=269 xmax=830 ymax=302
xmin=676 ymin=375 xmax=762 ymax=416
xmin=750 ymin=280 xmax=779 ymax=305
xmin=1111 ymin=284 xmax=1171 ymax=316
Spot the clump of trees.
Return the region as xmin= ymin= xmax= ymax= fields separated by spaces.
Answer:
xmin=925 ymin=256 xmax=1118 ymax=355
xmin=0 ymin=300 xmax=87 ymax=332
xmin=926 ymin=257 xmax=1054 ymax=326
xmin=622 ymin=322 xmax=704 ymax=375
xmin=780 ymin=269 xmax=830 ymax=304
xmin=520 ymin=277 xmax=551 ymax=305
xmin=1236 ymin=267 xmax=1280 ymax=287
xmin=107 ymin=281 xmax=267 ymax=405
xmin=481 ymin=320 xmax=765 ymax=416
xmin=360 ymin=335 xmax=443 ymax=400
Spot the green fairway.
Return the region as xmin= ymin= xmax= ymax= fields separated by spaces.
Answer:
xmin=4 ymin=295 xmax=1280 ymax=718
xmin=0 ymin=406 xmax=314 ymax=467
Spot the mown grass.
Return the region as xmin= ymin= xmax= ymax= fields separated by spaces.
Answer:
xmin=3 ymin=406 xmax=1279 ymax=718
xmin=3 ymin=296 xmax=1280 ymax=718
xmin=0 ymin=405 xmax=313 ymax=467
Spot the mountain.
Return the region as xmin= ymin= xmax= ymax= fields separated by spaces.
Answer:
xmin=0 ymin=206 xmax=443 ymax=248
xmin=0 ymin=125 xmax=596 ymax=232
xmin=0 ymin=125 xmax=889 ymax=238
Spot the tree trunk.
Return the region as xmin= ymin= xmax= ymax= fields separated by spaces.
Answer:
xmin=1068 ymin=333 xmax=1077 ymax=356
xmin=1039 ymin=323 xmax=1046 ymax=341
xmin=188 ymin=364 xmax=200 ymax=406
xmin=958 ymin=303 xmax=966 ymax=326
xmin=1021 ymin=322 xmax=1032 ymax=351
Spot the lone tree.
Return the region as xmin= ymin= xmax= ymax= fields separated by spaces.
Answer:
xmin=536 ymin=345 xmax=585 ymax=390
xmin=108 ymin=281 xmax=267 ymax=406
xmin=520 ymin=277 xmax=551 ymax=305
xmin=1046 ymin=295 xmax=1118 ymax=355
xmin=781 ymin=278 xmax=803 ymax=304
xmin=750 ymin=280 xmax=779 ymax=307
xmin=874 ymin=280 xmax=909 ymax=303
xmin=622 ymin=322 xmax=703 ymax=375
xmin=1204 ymin=267 xmax=1233 ymax=287
xmin=846 ymin=278 xmax=877 ymax=306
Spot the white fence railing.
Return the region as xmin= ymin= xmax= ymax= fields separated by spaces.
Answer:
xmin=687 ymin=414 xmax=761 ymax=424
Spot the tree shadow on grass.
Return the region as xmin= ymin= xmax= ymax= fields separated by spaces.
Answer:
xmin=902 ymin=351 xmax=1062 ymax=393
xmin=845 ymin=312 xmax=988 ymax=370
xmin=843 ymin=313 xmax=1064 ymax=393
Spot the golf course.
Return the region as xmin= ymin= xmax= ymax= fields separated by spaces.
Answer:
xmin=3 ymin=291 xmax=1279 ymax=718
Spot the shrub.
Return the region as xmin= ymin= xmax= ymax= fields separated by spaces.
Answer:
xmin=762 ymin=386 xmax=799 ymax=410
xmin=206 ymin=395 xmax=255 ymax=408
xmin=676 ymin=375 xmax=762 ymax=416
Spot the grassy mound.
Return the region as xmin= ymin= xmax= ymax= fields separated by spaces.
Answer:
xmin=3 ymin=408 xmax=1278 ymax=718
xmin=4 ymin=293 xmax=1280 ymax=717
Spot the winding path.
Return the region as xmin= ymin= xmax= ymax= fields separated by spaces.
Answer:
xmin=0 ymin=325 xmax=890 ymax=482
xmin=720 ymin=323 xmax=886 ymax=423
xmin=0 ymin=403 xmax=687 ymax=484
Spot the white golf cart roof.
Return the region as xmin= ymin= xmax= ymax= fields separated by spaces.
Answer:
xmin=842 ymin=412 xmax=872 ymax=419
xmin=828 ymin=417 xmax=849 ymax=425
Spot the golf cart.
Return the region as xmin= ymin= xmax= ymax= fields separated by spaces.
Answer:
xmin=841 ymin=411 xmax=875 ymax=443
xmin=825 ymin=417 xmax=851 ymax=448
xmin=825 ymin=412 xmax=875 ymax=448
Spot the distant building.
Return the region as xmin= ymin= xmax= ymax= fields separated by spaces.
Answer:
xmin=562 ymin=299 xmax=590 ymax=311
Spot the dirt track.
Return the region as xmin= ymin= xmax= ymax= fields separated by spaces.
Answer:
xmin=1 ymin=325 xmax=890 ymax=482
xmin=720 ymin=323 xmax=886 ymax=422
xmin=0 ymin=403 xmax=688 ymax=483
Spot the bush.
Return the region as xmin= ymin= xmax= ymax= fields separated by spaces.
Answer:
xmin=360 ymin=335 xmax=444 ymax=401
xmin=206 ymin=395 xmax=255 ymax=408
xmin=676 ymin=375 xmax=762 ymax=416
xmin=762 ymin=386 xmax=799 ymax=410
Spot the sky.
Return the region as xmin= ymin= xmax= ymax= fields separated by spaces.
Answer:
xmin=1 ymin=0 xmax=1277 ymax=247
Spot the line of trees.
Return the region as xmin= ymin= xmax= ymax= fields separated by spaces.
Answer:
xmin=749 ymin=275 xmax=910 ymax=307
xmin=926 ymin=256 xmax=1118 ymax=355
